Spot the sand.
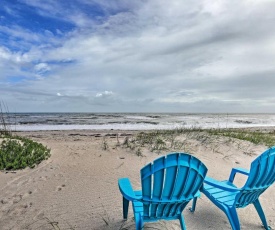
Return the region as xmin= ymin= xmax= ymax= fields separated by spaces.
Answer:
xmin=0 ymin=129 xmax=274 ymax=230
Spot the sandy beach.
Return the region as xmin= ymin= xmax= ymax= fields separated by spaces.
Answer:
xmin=0 ymin=129 xmax=274 ymax=230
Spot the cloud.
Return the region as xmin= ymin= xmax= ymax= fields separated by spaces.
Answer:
xmin=1 ymin=0 xmax=275 ymax=112
xmin=96 ymin=91 xmax=113 ymax=98
xmin=34 ymin=63 xmax=51 ymax=74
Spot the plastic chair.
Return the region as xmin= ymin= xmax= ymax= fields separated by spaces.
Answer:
xmin=118 ymin=152 xmax=208 ymax=229
xmin=191 ymin=146 xmax=275 ymax=230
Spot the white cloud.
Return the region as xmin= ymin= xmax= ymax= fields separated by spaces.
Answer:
xmin=34 ymin=63 xmax=51 ymax=73
xmin=0 ymin=47 xmax=11 ymax=60
xmin=1 ymin=0 xmax=275 ymax=112
xmin=96 ymin=91 xmax=113 ymax=98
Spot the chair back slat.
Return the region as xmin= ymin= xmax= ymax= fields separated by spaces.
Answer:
xmin=140 ymin=153 xmax=207 ymax=219
xmin=152 ymin=156 xmax=166 ymax=199
xmin=236 ymin=147 xmax=275 ymax=208
xmin=141 ymin=163 xmax=153 ymax=200
xmin=264 ymin=152 xmax=275 ymax=185
xmin=162 ymin=155 xmax=179 ymax=199
xmin=186 ymin=162 xmax=206 ymax=198
xmin=257 ymin=156 xmax=270 ymax=186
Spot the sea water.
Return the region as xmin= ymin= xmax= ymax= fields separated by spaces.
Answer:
xmin=3 ymin=113 xmax=275 ymax=131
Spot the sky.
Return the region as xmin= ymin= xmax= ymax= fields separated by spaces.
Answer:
xmin=1 ymin=0 xmax=275 ymax=113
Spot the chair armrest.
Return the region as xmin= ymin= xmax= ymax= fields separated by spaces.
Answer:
xmin=203 ymin=176 xmax=239 ymax=192
xmin=228 ymin=167 xmax=250 ymax=183
xmin=118 ymin=178 xmax=141 ymax=201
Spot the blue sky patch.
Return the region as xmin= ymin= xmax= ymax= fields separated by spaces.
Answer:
xmin=1 ymin=1 xmax=76 ymax=35
xmin=6 ymin=75 xmax=29 ymax=84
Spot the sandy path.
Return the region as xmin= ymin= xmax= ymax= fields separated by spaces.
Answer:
xmin=0 ymin=130 xmax=274 ymax=229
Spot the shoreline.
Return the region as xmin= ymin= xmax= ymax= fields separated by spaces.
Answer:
xmin=5 ymin=112 xmax=275 ymax=132
xmin=10 ymin=124 xmax=275 ymax=132
xmin=10 ymin=125 xmax=275 ymax=137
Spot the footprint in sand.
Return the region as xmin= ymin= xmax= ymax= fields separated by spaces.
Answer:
xmin=1 ymin=198 xmax=9 ymax=205
xmin=56 ymin=184 xmax=66 ymax=191
xmin=10 ymin=203 xmax=31 ymax=216
xmin=22 ymin=189 xmax=35 ymax=199
xmin=17 ymin=178 xmax=31 ymax=187
xmin=1 ymin=188 xmax=34 ymax=212
xmin=12 ymin=194 xmax=23 ymax=204
xmin=39 ymin=176 xmax=49 ymax=181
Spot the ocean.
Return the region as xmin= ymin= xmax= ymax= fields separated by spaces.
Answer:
xmin=2 ymin=113 xmax=275 ymax=131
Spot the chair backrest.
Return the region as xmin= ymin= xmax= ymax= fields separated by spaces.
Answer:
xmin=236 ymin=146 xmax=275 ymax=208
xmin=140 ymin=153 xmax=207 ymax=219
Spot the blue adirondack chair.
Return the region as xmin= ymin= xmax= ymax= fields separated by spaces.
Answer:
xmin=118 ymin=153 xmax=208 ymax=229
xmin=191 ymin=146 xmax=275 ymax=230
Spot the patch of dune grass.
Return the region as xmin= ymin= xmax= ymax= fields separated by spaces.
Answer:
xmin=0 ymin=134 xmax=51 ymax=170
xmin=207 ymin=129 xmax=275 ymax=147
xmin=124 ymin=128 xmax=275 ymax=156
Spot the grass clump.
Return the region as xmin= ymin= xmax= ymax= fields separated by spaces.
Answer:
xmin=122 ymin=129 xmax=190 ymax=154
xmin=151 ymin=137 xmax=166 ymax=152
xmin=122 ymin=127 xmax=275 ymax=156
xmin=0 ymin=101 xmax=12 ymax=136
xmin=207 ymin=129 xmax=275 ymax=147
xmin=0 ymin=134 xmax=51 ymax=170
xmin=101 ymin=137 xmax=109 ymax=150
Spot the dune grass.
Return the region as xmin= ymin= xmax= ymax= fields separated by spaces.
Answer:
xmin=120 ymin=127 xmax=275 ymax=156
xmin=208 ymin=129 xmax=275 ymax=147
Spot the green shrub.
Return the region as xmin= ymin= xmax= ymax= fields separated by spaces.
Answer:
xmin=0 ymin=135 xmax=51 ymax=170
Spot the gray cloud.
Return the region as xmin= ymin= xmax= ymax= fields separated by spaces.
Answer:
xmin=1 ymin=0 xmax=275 ymax=112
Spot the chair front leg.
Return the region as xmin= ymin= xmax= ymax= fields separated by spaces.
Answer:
xmin=253 ymin=199 xmax=271 ymax=230
xmin=179 ymin=213 xmax=187 ymax=230
xmin=224 ymin=207 xmax=240 ymax=230
xmin=135 ymin=212 xmax=144 ymax=230
xmin=123 ymin=196 xmax=130 ymax=219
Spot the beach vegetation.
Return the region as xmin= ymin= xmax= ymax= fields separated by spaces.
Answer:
xmin=101 ymin=137 xmax=109 ymax=150
xmin=0 ymin=101 xmax=12 ymax=136
xmin=135 ymin=147 xmax=142 ymax=157
xmin=116 ymin=133 xmax=120 ymax=147
xmin=122 ymin=136 xmax=130 ymax=148
xmin=0 ymin=134 xmax=51 ymax=170
xmin=207 ymin=129 xmax=275 ymax=147
xmin=123 ymin=127 xmax=275 ymax=157
xmin=151 ymin=137 xmax=166 ymax=152
xmin=0 ymin=102 xmax=51 ymax=170
xmin=122 ymin=130 xmax=185 ymax=154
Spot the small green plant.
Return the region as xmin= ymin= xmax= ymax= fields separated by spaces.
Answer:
xmin=122 ymin=137 xmax=130 ymax=147
xmin=0 ymin=135 xmax=51 ymax=170
xmin=151 ymin=137 xmax=166 ymax=152
xmin=116 ymin=134 xmax=120 ymax=147
xmin=101 ymin=137 xmax=109 ymax=150
xmin=135 ymin=147 xmax=142 ymax=157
